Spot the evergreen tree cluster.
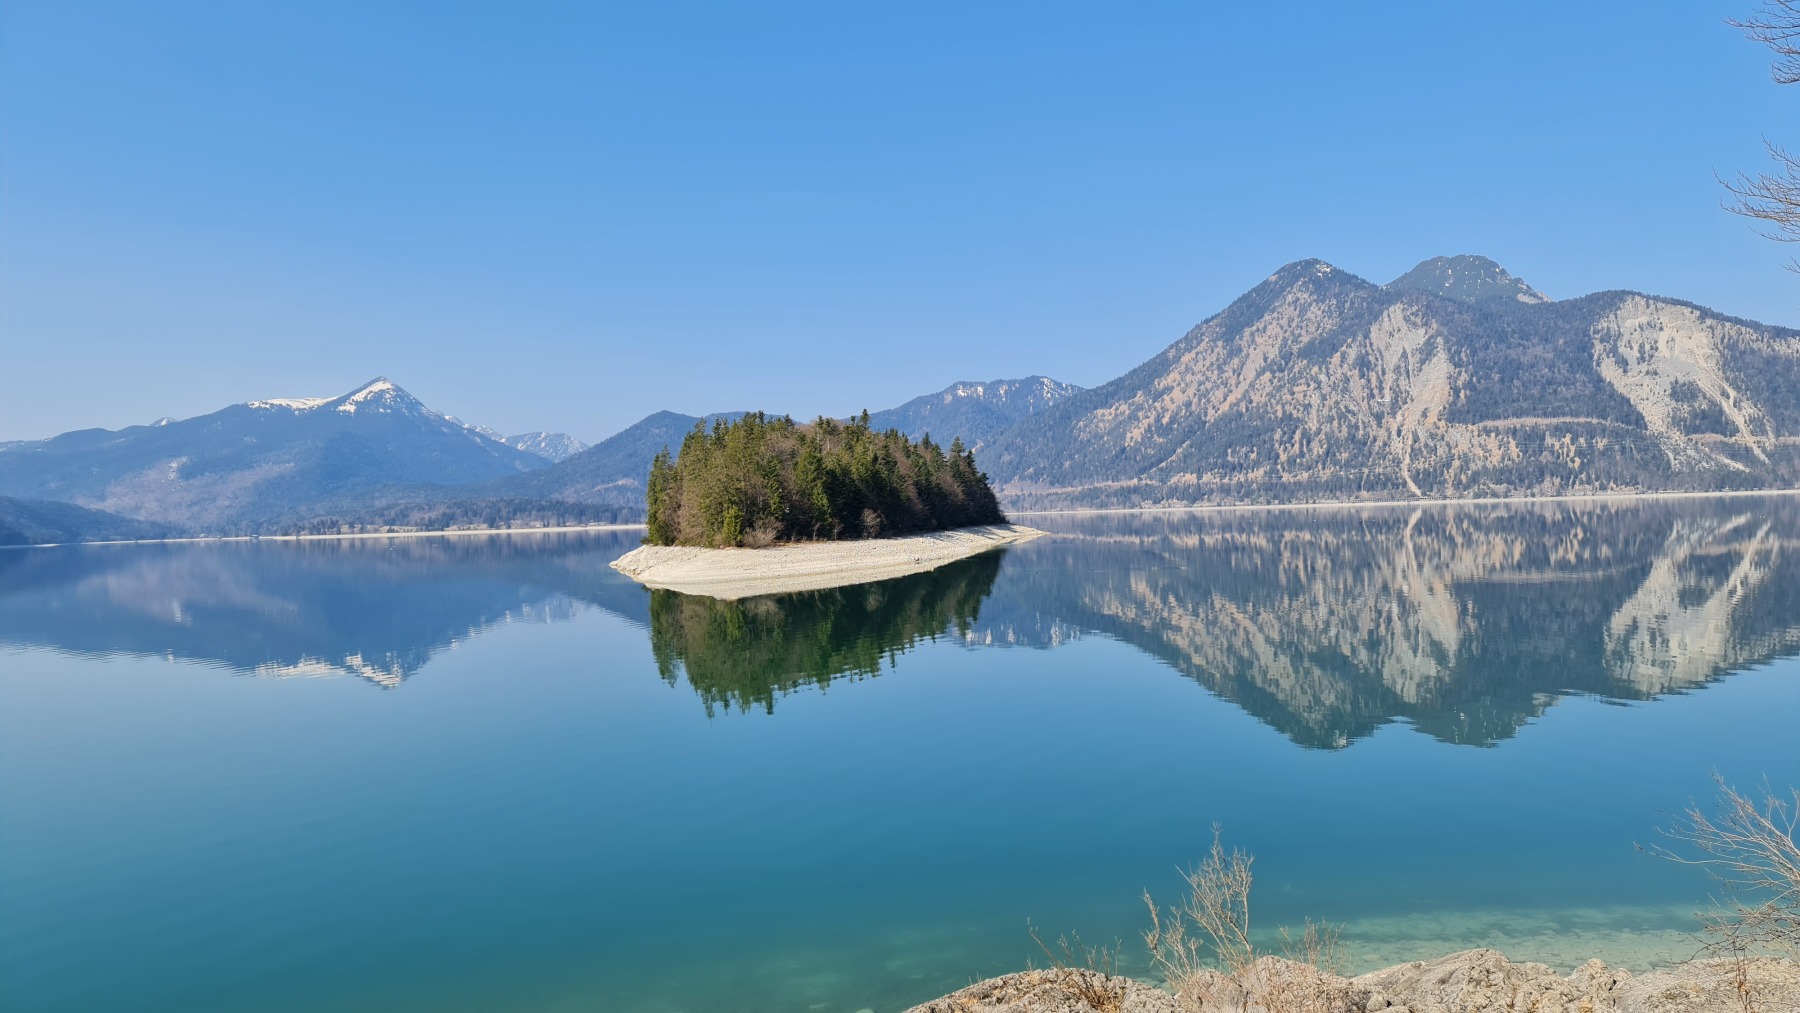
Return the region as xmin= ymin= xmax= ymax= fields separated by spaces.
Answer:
xmin=645 ymin=411 xmax=1005 ymax=547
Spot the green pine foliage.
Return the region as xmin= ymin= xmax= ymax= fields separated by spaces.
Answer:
xmin=644 ymin=412 xmax=1005 ymax=547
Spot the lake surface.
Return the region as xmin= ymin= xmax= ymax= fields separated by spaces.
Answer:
xmin=2 ymin=496 xmax=1798 ymax=1012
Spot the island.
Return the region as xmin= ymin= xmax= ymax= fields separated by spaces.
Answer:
xmin=609 ymin=411 xmax=1043 ymax=598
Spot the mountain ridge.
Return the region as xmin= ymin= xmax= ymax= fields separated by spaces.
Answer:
xmin=983 ymin=256 xmax=1800 ymax=509
xmin=0 ymin=377 xmax=549 ymax=530
xmin=4 ymin=256 xmax=1794 ymax=533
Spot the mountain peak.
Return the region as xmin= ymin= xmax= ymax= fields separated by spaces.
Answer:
xmin=331 ymin=377 xmax=420 ymax=414
xmin=245 ymin=377 xmax=426 ymax=415
xmin=1386 ymin=255 xmax=1549 ymax=304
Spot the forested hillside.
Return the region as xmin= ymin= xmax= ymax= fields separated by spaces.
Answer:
xmin=645 ymin=413 xmax=1004 ymax=547
xmin=0 ymin=497 xmax=183 ymax=546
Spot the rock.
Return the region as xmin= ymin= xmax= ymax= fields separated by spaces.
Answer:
xmin=903 ymin=968 xmax=1182 ymax=1012
xmin=906 ymin=952 xmax=1800 ymax=1013
xmin=1352 ymin=949 xmax=1621 ymax=1013
xmin=1611 ymin=958 xmax=1800 ymax=1013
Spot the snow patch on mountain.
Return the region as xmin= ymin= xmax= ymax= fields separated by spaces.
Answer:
xmin=332 ymin=378 xmax=417 ymax=414
xmin=502 ymin=432 xmax=589 ymax=462
xmin=247 ymin=397 xmax=331 ymax=412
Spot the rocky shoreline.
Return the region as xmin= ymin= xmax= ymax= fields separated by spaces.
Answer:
xmin=608 ymin=523 xmax=1043 ymax=599
xmin=906 ymin=950 xmax=1800 ymax=1013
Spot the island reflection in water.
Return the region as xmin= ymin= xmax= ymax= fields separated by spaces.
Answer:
xmin=647 ymin=552 xmax=1002 ymax=716
xmin=1 ymin=495 xmax=1796 ymax=748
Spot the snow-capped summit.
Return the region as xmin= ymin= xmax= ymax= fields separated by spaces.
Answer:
xmin=248 ymin=378 xmax=432 ymax=417
xmin=502 ymin=431 xmax=589 ymax=462
xmin=0 ymin=376 xmax=550 ymax=530
xmin=328 ymin=377 xmax=427 ymax=415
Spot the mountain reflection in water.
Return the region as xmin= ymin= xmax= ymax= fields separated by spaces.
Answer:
xmin=1 ymin=495 xmax=1795 ymax=747
xmin=999 ymin=499 xmax=1800 ymax=747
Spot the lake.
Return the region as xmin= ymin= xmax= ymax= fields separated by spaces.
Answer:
xmin=2 ymin=496 xmax=1797 ymax=1012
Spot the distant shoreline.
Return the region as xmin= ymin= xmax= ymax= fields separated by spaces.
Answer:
xmin=0 ymin=522 xmax=648 ymax=551
xmin=1008 ymin=485 xmax=1800 ymax=518
xmin=7 ymin=486 xmax=1797 ymax=551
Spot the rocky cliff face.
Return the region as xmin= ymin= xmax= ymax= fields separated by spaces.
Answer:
xmin=987 ymin=259 xmax=1800 ymax=509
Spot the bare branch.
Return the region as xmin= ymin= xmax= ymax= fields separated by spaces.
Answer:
xmin=1722 ymin=141 xmax=1800 ymax=272
xmin=1731 ymin=0 xmax=1800 ymax=84
xmin=1649 ymin=774 xmax=1800 ymax=961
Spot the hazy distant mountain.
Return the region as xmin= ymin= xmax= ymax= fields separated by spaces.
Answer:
xmin=0 ymin=496 xmax=183 ymax=546
xmin=987 ymin=257 xmax=1800 ymax=509
xmin=501 ymin=431 xmax=588 ymax=462
xmin=490 ymin=376 xmax=1082 ymax=513
xmin=0 ymin=378 xmax=548 ymax=530
xmin=866 ymin=376 xmax=1081 ymax=450
xmin=447 ymin=419 xmax=589 ymax=462
xmin=479 ymin=410 xmax=744 ymax=510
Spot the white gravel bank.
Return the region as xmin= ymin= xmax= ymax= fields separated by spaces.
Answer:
xmin=609 ymin=523 xmax=1044 ymax=599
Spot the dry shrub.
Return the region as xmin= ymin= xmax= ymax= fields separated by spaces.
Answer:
xmin=1027 ymin=921 xmax=1128 ymax=1012
xmin=1650 ymin=775 xmax=1800 ymax=1012
xmin=1143 ymin=826 xmax=1350 ymax=1013
xmin=741 ymin=517 xmax=782 ymax=548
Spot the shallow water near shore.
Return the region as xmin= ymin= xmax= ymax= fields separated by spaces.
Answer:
xmin=2 ymin=496 xmax=1797 ymax=1012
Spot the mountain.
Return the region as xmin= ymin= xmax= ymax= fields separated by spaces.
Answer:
xmin=496 ymin=378 xmax=1081 ymax=516
xmin=447 ymin=419 xmax=589 ymax=462
xmin=986 ymin=258 xmax=1800 ymax=509
xmin=501 ymin=432 xmax=588 ymax=462
xmin=866 ymin=376 xmax=1082 ymax=450
xmin=478 ymin=410 xmax=744 ymax=510
xmin=1386 ymin=254 xmax=1549 ymax=304
xmin=0 ymin=496 xmax=183 ymax=546
xmin=0 ymin=378 xmax=549 ymax=531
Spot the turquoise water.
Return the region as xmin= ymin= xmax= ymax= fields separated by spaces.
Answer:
xmin=2 ymin=497 xmax=1797 ymax=1012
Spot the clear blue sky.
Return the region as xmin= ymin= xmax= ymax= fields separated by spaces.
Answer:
xmin=1 ymin=1 xmax=1791 ymax=442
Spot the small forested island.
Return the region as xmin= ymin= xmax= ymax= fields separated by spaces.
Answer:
xmin=644 ymin=411 xmax=1004 ymax=547
xmin=613 ymin=412 xmax=1041 ymax=599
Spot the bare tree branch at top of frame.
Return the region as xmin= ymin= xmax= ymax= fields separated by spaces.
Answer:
xmin=1731 ymin=0 xmax=1800 ymax=84
xmin=1727 ymin=2 xmax=1800 ymax=271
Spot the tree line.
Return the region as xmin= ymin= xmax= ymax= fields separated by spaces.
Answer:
xmin=645 ymin=412 xmax=1005 ymax=547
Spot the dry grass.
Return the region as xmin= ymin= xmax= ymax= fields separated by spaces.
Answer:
xmin=1026 ymin=921 xmax=1128 ymax=1012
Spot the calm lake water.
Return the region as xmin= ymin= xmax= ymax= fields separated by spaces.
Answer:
xmin=2 ymin=497 xmax=1798 ymax=1012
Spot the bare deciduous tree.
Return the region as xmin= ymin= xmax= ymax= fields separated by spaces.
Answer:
xmin=1726 ymin=2 xmax=1800 ymax=270
xmin=1650 ymin=774 xmax=1800 ymax=960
